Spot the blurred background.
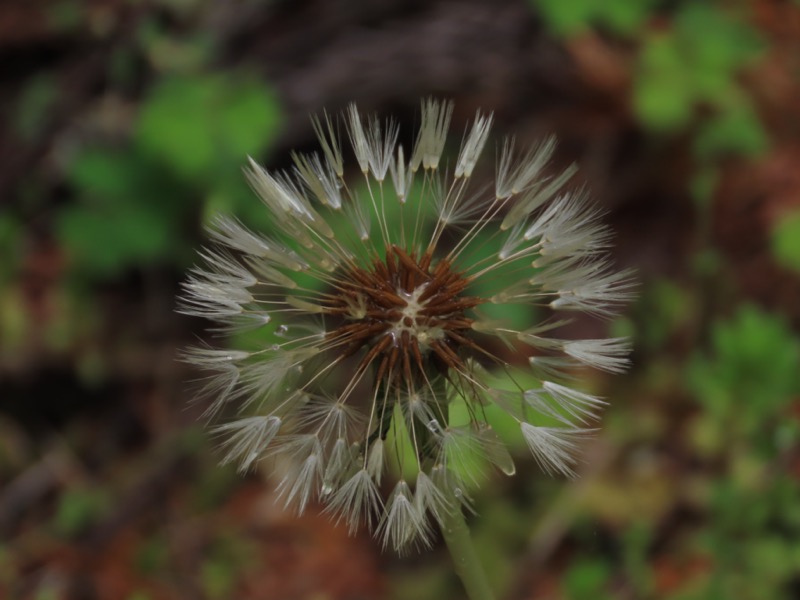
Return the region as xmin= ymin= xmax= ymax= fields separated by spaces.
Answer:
xmin=2 ymin=0 xmax=800 ymax=598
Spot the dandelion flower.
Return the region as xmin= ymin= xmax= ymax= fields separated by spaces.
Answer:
xmin=180 ymin=100 xmax=633 ymax=553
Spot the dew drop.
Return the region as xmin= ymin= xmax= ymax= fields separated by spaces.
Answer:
xmin=454 ymin=487 xmax=463 ymax=499
xmin=502 ymin=464 xmax=516 ymax=476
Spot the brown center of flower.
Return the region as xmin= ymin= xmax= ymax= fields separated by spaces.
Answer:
xmin=325 ymin=245 xmax=480 ymax=389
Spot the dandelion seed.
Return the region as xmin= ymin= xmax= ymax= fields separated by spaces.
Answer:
xmin=414 ymin=470 xmax=451 ymax=524
xmin=213 ymin=415 xmax=281 ymax=472
xmin=563 ymin=337 xmax=632 ymax=373
xmin=412 ymin=98 xmax=453 ymax=172
xmin=520 ymin=424 xmax=593 ymax=478
xmin=181 ymin=99 xmax=632 ymax=552
xmin=456 ymin=110 xmax=494 ymax=178
xmin=275 ymin=435 xmax=324 ymax=513
xmin=326 ymin=469 xmax=383 ymax=534
xmin=379 ymin=480 xmax=430 ymax=553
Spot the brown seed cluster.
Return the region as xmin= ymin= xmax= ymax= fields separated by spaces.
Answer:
xmin=325 ymin=245 xmax=481 ymax=391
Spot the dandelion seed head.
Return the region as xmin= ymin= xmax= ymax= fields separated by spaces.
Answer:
xmin=180 ymin=99 xmax=632 ymax=552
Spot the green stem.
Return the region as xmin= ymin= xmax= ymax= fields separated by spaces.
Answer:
xmin=440 ymin=505 xmax=495 ymax=600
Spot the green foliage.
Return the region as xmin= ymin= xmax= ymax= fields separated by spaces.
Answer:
xmin=201 ymin=560 xmax=235 ymax=599
xmin=59 ymin=151 xmax=189 ymax=276
xmin=563 ymin=559 xmax=613 ymax=599
xmin=634 ymin=33 xmax=695 ymax=130
xmin=53 ymin=486 xmax=109 ymax=536
xmin=686 ymin=304 xmax=800 ymax=467
xmin=533 ymin=0 xmax=769 ymax=160
xmin=690 ymin=476 xmax=800 ymax=600
xmin=634 ymin=5 xmax=764 ymax=147
xmin=601 ymin=298 xmax=800 ymax=600
xmin=136 ymin=75 xmax=279 ymax=181
xmin=136 ymin=533 xmax=170 ymax=575
xmin=533 ymin=0 xmax=655 ymax=36
xmin=200 ymin=534 xmax=254 ymax=599
xmin=692 ymin=97 xmax=768 ymax=160
xmin=59 ymin=73 xmax=282 ymax=279
xmin=770 ymin=210 xmax=800 ymax=273
xmin=686 ymin=305 xmax=800 ymax=425
xmin=689 ymin=166 xmax=719 ymax=212
xmin=622 ymin=522 xmax=654 ymax=596
xmin=628 ymin=279 xmax=694 ymax=353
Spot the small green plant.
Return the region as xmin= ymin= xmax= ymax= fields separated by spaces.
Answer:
xmin=533 ymin=0 xmax=656 ymax=37
xmin=686 ymin=304 xmax=800 ymax=449
xmin=771 ymin=210 xmax=800 ymax=273
xmin=634 ymin=4 xmax=764 ymax=146
xmin=535 ymin=0 xmax=768 ymax=158
xmin=59 ymin=73 xmax=281 ymax=279
xmin=53 ymin=486 xmax=109 ymax=536
xmin=675 ymin=305 xmax=800 ymax=598
xmin=534 ymin=0 xmax=770 ymax=233
xmin=563 ymin=559 xmax=614 ymax=600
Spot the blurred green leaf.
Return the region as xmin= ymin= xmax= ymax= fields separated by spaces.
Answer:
xmin=632 ymin=3 xmax=766 ymax=153
xmin=674 ymin=4 xmax=763 ymax=79
xmin=689 ymin=166 xmax=719 ymax=210
xmin=200 ymin=534 xmax=255 ymax=599
xmin=534 ymin=0 xmax=654 ymax=36
xmin=136 ymin=75 xmax=281 ymax=181
xmin=54 ymin=487 xmax=108 ymax=536
xmin=62 ymin=149 xmax=193 ymax=276
xmin=596 ymin=0 xmax=656 ymax=36
xmin=58 ymin=200 xmax=174 ymax=276
xmin=771 ymin=211 xmax=800 ymax=273
xmin=632 ymin=279 xmax=694 ymax=352
xmin=634 ymin=33 xmax=695 ymax=130
xmin=68 ymin=150 xmax=142 ymax=201
xmin=201 ymin=558 xmax=235 ymax=599
xmin=686 ymin=305 xmax=800 ymax=444
xmin=533 ymin=0 xmax=595 ymax=35
xmin=563 ymin=559 xmax=612 ymax=599
xmin=693 ymin=101 xmax=769 ymax=159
